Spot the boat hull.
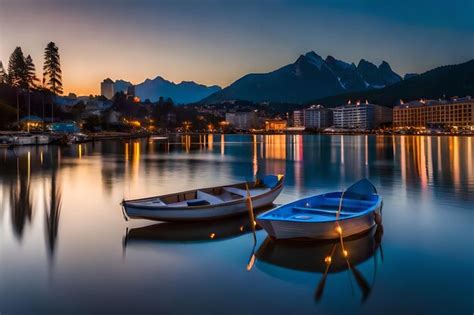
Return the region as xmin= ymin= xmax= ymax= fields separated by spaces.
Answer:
xmin=12 ymin=135 xmax=50 ymax=146
xmin=124 ymin=181 xmax=284 ymax=221
xmin=257 ymin=209 xmax=377 ymax=240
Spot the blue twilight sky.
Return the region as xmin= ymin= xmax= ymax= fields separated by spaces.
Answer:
xmin=0 ymin=0 xmax=473 ymax=95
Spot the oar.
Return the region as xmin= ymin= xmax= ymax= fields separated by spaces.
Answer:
xmin=122 ymin=227 xmax=129 ymax=260
xmin=337 ymin=226 xmax=372 ymax=303
xmin=245 ymin=181 xmax=257 ymax=271
xmin=315 ymin=243 xmax=338 ymax=301
xmin=245 ymin=182 xmax=257 ymax=243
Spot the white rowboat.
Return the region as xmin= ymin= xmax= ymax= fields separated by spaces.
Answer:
xmin=122 ymin=174 xmax=284 ymax=221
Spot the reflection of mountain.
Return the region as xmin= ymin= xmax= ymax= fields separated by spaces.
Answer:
xmin=124 ymin=209 xmax=269 ymax=246
xmin=256 ymin=225 xmax=383 ymax=302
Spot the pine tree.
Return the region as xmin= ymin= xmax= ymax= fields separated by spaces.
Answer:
xmin=25 ymin=55 xmax=39 ymax=89
xmin=7 ymin=47 xmax=28 ymax=88
xmin=43 ymin=42 xmax=63 ymax=95
xmin=0 ymin=61 xmax=6 ymax=83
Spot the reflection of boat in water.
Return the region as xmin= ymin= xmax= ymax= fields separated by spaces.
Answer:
xmin=123 ymin=209 xmax=267 ymax=246
xmin=257 ymin=225 xmax=383 ymax=273
xmin=122 ymin=175 xmax=284 ymax=221
xmin=255 ymin=225 xmax=384 ymax=302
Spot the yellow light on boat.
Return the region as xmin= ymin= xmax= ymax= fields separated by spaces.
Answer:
xmin=246 ymin=254 xmax=256 ymax=271
xmin=343 ymin=250 xmax=349 ymax=257
xmin=239 ymin=226 xmax=244 ymax=232
xmin=253 ymin=220 xmax=257 ymax=227
xmin=209 ymin=233 xmax=216 ymax=239
xmin=324 ymin=256 xmax=332 ymax=264
xmin=335 ymin=225 xmax=343 ymax=235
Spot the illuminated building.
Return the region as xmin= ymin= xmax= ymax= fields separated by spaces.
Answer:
xmin=333 ymin=102 xmax=392 ymax=130
xmin=100 ymin=78 xmax=115 ymax=99
xmin=292 ymin=110 xmax=304 ymax=127
xmin=393 ymin=97 xmax=474 ymax=129
xmin=304 ymin=105 xmax=333 ymax=129
xmin=225 ymin=111 xmax=259 ymax=130
xmin=265 ymin=119 xmax=287 ymax=131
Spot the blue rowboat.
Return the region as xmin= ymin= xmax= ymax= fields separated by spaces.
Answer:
xmin=256 ymin=179 xmax=382 ymax=240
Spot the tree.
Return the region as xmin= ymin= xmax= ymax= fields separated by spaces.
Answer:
xmin=43 ymin=42 xmax=63 ymax=95
xmin=0 ymin=61 xmax=6 ymax=83
xmin=7 ymin=47 xmax=28 ymax=88
xmin=25 ymin=55 xmax=39 ymax=89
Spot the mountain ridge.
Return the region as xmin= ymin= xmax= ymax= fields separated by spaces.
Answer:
xmin=106 ymin=76 xmax=221 ymax=104
xmin=201 ymin=51 xmax=402 ymax=104
xmin=306 ymin=59 xmax=474 ymax=107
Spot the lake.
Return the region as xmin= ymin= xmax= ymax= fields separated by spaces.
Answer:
xmin=0 ymin=134 xmax=473 ymax=314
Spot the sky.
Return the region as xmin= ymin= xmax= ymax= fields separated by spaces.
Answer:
xmin=0 ymin=0 xmax=473 ymax=96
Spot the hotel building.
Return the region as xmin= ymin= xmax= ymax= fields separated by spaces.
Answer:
xmin=303 ymin=105 xmax=333 ymax=129
xmin=100 ymin=78 xmax=115 ymax=100
xmin=292 ymin=110 xmax=304 ymax=127
xmin=264 ymin=119 xmax=287 ymax=131
xmin=333 ymin=102 xmax=392 ymax=130
xmin=393 ymin=97 xmax=474 ymax=129
xmin=225 ymin=111 xmax=259 ymax=130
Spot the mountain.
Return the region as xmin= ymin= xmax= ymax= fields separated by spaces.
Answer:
xmin=135 ymin=76 xmax=221 ymax=104
xmin=403 ymin=73 xmax=419 ymax=80
xmin=307 ymin=59 xmax=474 ymax=107
xmin=201 ymin=51 xmax=402 ymax=104
xmin=357 ymin=59 xmax=402 ymax=87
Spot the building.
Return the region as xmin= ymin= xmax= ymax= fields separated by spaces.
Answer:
xmin=304 ymin=105 xmax=333 ymax=129
xmin=333 ymin=102 xmax=392 ymax=130
xmin=265 ymin=119 xmax=287 ymax=131
xmin=393 ymin=97 xmax=474 ymax=129
xmin=292 ymin=110 xmax=304 ymax=127
xmin=126 ymin=85 xmax=136 ymax=97
xmin=225 ymin=111 xmax=259 ymax=130
xmin=100 ymin=78 xmax=115 ymax=100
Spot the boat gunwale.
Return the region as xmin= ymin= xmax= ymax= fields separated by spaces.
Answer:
xmin=123 ymin=176 xmax=285 ymax=211
xmin=256 ymin=192 xmax=382 ymax=224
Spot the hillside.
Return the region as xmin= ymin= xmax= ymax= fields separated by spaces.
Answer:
xmin=201 ymin=51 xmax=401 ymax=104
xmin=309 ymin=59 xmax=474 ymax=107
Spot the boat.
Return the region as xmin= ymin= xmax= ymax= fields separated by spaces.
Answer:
xmin=256 ymin=178 xmax=382 ymax=240
xmin=122 ymin=174 xmax=284 ymax=221
xmin=11 ymin=134 xmax=50 ymax=146
xmin=150 ymin=136 xmax=169 ymax=141
xmin=56 ymin=133 xmax=89 ymax=145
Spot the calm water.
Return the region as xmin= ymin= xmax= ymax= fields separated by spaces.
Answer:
xmin=0 ymin=134 xmax=473 ymax=314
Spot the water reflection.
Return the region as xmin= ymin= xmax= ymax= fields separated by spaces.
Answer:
xmin=123 ymin=211 xmax=264 ymax=246
xmin=0 ymin=135 xmax=473 ymax=314
xmin=256 ymin=225 xmax=384 ymax=302
xmin=44 ymin=165 xmax=62 ymax=259
xmin=9 ymin=155 xmax=33 ymax=240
